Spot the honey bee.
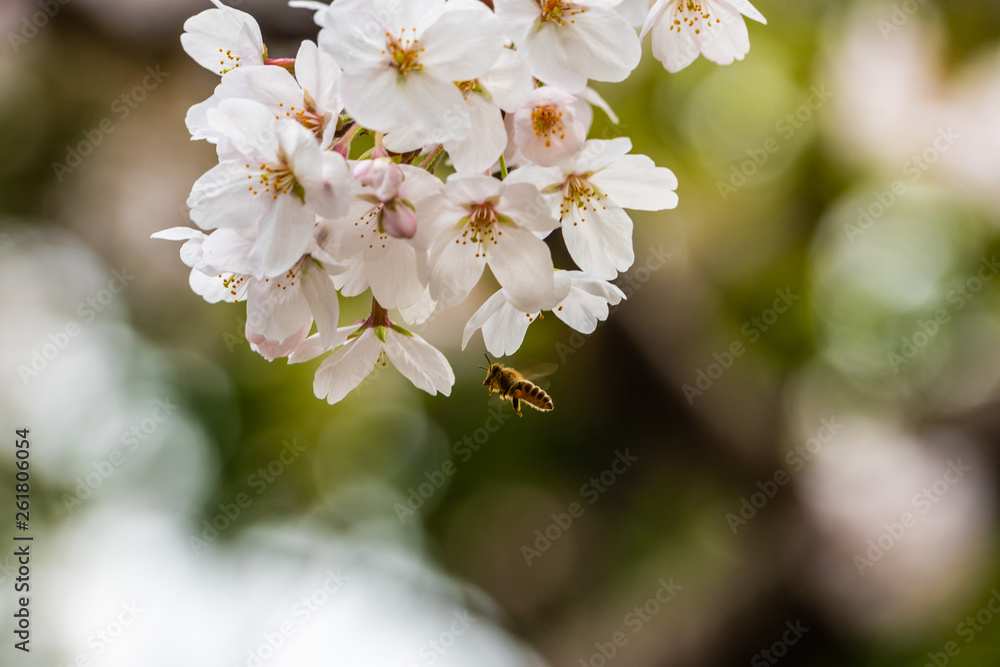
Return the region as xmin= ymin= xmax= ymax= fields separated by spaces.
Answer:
xmin=481 ymin=355 xmax=554 ymax=417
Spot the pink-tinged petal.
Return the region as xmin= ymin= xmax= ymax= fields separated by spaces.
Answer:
xmin=305 ymin=151 xmax=351 ymax=219
xmin=566 ymin=137 xmax=633 ymax=173
xmin=313 ymin=330 xmax=383 ymax=404
xmin=181 ymin=3 xmax=265 ymax=75
xmin=319 ymin=198 xmax=381 ymax=259
xmin=333 ymin=255 xmax=371 ymax=297
xmin=562 ymin=201 xmax=634 ymax=280
xmin=443 ymin=174 xmax=502 ymax=206
xmin=429 ymin=224 xmax=488 ymax=307
xmin=494 ymin=0 xmax=541 ymax=42
xmin=247 ymin=320 xmax=311 ymax=361
xmin=246 ymin=271 xmax=313 ymax=343
xmin=641 ymin=0 xmax=671 ymax=39
xmin=151 ymin=227 xmax=203 ymax=241
xmin=189 ymin=270 xmax=237 ymax=304
xmin=590 ymin=155 xmax=679 ymax=211
xmin=419 ymin=3 xmax=504 ymax=82
xmin=365 ymin=241 xmax=426 ymax=311
xmin=487 ymin=226 xmax=556 ymax=312
xmin=383 ymin=329 xmax=455 ymax=397
xmin=479 ymin=49 xmax=534 ymax=112
xmin=446 ymin=94 xmax=509 ymax=174
xmin=499 ymin=182 xmax=560 ymax=234
xmin=538 ymin=6 xmax=641 ymax=86
xmin=319 ymin=2 xmax=393 ymax=73
xmin=300 ymin=263 xmax=341 ymax=349
xmin=289 ymin=327 xmax=354 ymax=364
xmin=464 ymin=290 xmax=536 ymax=357
xmin=249 ymin=195 xmax=314 ymax=278
xmin=723 ymin=0 xmax=766 ymax=24
xmin=199 ymin=228 xmax=255 ymax=275
xmin=187 ymin=161 xmax=267 ymax=231
xmin=696 ymin=3 xmax=751 ymax=66
xmin=398 ymin=288 xmax=438 ymax=326
xmin=207 ymin=99 xmax=280 ymax=163
xmin=462 ymin=289 xmax=507 ymax=350
xmin=294 ymin=39 xmax=343 ymax=118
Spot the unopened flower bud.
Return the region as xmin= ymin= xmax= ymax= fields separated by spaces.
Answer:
xmin=380 ymin=199 xmax=418 ymax=239
xmin=353 ymin=157 xmax=404 ymax=201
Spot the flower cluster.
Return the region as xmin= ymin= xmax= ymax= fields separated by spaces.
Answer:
xmin=156 ymin=0 xmax=765 ymax=404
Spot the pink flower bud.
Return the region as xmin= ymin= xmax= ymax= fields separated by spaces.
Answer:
xmin=353 ymin=157 xmax=403 ymax=202
xmin=380 ymin=199 xmax=418 ymax=239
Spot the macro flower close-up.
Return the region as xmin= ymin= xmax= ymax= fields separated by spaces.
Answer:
xmin=4 ymin=0 xmax=1000 ymax=666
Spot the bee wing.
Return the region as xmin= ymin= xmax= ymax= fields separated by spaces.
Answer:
xmin=521 ymin=363 xmax=558 ymax=381
xmin=518 ymin=363 xmax=557 ymax=390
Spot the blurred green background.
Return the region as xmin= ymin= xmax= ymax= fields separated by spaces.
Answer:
xmin=3 ymin=0 xmax=1000 ymax=665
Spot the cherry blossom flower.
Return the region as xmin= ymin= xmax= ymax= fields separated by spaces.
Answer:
xmin=462 ymin=270 xmax=625 ymax=356
xmin=317 ymin=0 xmax=504 ymax=144
xmin=507 ymin=138 xmax=678 ymax=279
xmin=513 ymin=85 xmax=587 ymax=167
xmin=186 ymin=99 xmax=350 ymax=277
xmin=181 ymin=0 xmax=266 ymax=76
xmin=494 ymin=0 xmax=642 ymax=93
xmin=292 ymin=310 xmax=455 ymax=405
xmin=317 ymin=162 xmax=442 ymax=311
xmin=422 ymin=174 xmax=560 ymax=312
xmin=187 ymin=40 xmax=343 ymax=149
xmin=384 ymin=48 xmax=535 ymax=174
xmin=153 ymin=226 xmax=345 ymax=354
xmin=641 ymin=0 xmax=767 ymax=73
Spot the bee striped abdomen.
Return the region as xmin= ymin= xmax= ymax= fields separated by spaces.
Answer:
xmin=514 ymin=381 xmax=553 ymax=412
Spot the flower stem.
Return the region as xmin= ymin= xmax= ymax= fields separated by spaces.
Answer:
xmin=264 ymin=57 xmax=296 ymax=74
xmin=366 ymin=296 xmax=392 ymax=328
xmin=499 ymin=153 xmax=508 ymax=179
xmin=419 ymin=144 xmax=445 ymax=172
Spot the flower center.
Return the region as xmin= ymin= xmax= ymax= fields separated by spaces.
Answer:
xmin=385 ymin=28 xmax=423 ymax=75
xmin=560 ymin=175 xmax=607 ymax=226
xmin=249 ymin=159 xmax=302 ymax=201
xmin=220 ymin=273 xmax=250 ymax=302
xmin=216 ymin=47 xmax=242 ymax=76
xmin=353 ymin=202 xmax=390 ymax=250
xmin=276 ymin=101 xmax=325 ymax=141
xmin=538 ymin=0 xmax=585 ymax=25
xmin=531 ymin=105 xmax=565 ymax=148
xmin=458 ymin=202 xmax=504 ymax=259
xmin=670 ymin=1 xmax=721 ymax=35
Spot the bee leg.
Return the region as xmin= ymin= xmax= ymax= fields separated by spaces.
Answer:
xmin=511 ymin=397 xmax=523 ymax=417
